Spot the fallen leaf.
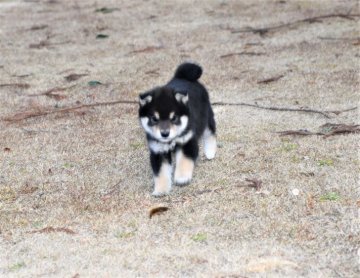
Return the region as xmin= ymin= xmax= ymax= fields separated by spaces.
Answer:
xmin=257 ymin=74 xmax=284 ymax=84
xmin=88 ymin=80 xmax=102 ymax=86
xmin=96 ymin=34 xmax=109 ymax=39
xmin=29 ymin=24 xmax=48 ymax=31
xmin=245 ymin=178 xmax=262 ymax=190
xmin=149 ymin=205 xmax=169 ymax=218
xmin=65 ymin=73 xmax=88 ymax=82
xmin=95 ymin=7 xmax=118 ymax=13
xmin=246 ymin=257 xmax=298 ymax=273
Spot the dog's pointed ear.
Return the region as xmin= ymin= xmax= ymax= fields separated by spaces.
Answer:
xmin=174 ymin=91 xmax=188 ymax=104
xmin=139 ymin=91 xmax=153 ymax=107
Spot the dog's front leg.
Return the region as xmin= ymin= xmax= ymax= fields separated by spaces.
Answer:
xmin=150 ymin=151 xmax=172 ymax=196
xmin=174 ymin=139 xmax=198 ymax=186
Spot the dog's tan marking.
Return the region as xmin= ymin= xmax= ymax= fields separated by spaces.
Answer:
xmin=152 ymin=162 xmax=172 ymax=196
xmin=174 ymin=150 xmax=194 ymax=185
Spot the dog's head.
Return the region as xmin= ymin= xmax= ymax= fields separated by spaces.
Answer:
xmin=138 ymin=87 xmax=189 ymax=143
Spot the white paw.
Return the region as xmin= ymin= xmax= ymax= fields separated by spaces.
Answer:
xmin=151 ymin=189 xmax=170 ymax=197
xmin=174 ymin=150 xmax=194 ymax=185
xmin=152 ymin=162 xmax=172 ymax=196
xmin=204 ymin=139 xmax=216 ymax=160
xmin=174 ymin=173 xmax=192 ymax=185
xmin=203 ymin=128 xmax=217 ymax=160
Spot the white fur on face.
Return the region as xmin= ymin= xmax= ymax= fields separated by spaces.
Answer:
xmin=140 ymin=115 xmax=189 ymax=143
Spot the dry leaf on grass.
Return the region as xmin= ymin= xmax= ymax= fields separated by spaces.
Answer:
xmin=29 ymin=226 xmax=76 ymax=235
xmin=245 ymin=257 xmax=298 ymax=273
xmin=245 ymin=178 xmax=262 ymax=191
xmin=64 ymin=73 xmax=88 ymax=82
xmin=149 ymin=205 xmax=169 ymax=218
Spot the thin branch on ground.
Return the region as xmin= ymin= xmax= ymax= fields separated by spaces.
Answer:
xmin=277 ymin=123 xmax=360 ymax=138
xmin=220 ymin=52 xmax=266 ymax=58
xmin=0 ymin=83 xmax=30 ymax=89
xmin=231 ymin=13 xmax=360 ymax=35
xmin=3 ymin=100 xmax=137 ymax=122
xmin=212 ymin=102 xmax=357 ymax=118
xmin=28 ymin=85 xmax=76 ymax=100
xmin=29 ymin=226 xmax=76 ymax=235
xmin=2 ymin=98 xmax=357 ymax=122
xmin=257 ymin=74 xmax=284 ymax=84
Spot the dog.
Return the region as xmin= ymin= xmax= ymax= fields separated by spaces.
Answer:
xmin=138 ymin=63 xmax=217 ymax=196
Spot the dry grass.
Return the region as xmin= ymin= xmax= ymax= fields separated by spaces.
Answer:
xmin=0 ymin=0 xmax=359 ymax=277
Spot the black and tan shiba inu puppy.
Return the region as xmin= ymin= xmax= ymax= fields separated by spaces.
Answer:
xmin=139 ymin=63 xmax=216 ymax=196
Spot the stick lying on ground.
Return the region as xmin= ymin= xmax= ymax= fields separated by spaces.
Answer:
xmin=2 ymin=99 xmax=357 ymax=122
xmin=230 ymin=13 xmax=360 ymax=35
xmin=277 ymin=123 xmax=360 ymax=138
xmin=211 ymin=102 xmax=357 ymax=119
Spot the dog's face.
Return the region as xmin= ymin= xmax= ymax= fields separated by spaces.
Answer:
xmin=139 ymin=87 xmax=189 ymax=143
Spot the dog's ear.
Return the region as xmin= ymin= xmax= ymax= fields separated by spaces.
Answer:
xmin=139 ymin=91 xmax=153 ymax=107
xmin=174 ymin=91 xmax=188 ymax=104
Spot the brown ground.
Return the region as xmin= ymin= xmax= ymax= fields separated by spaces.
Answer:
xmin=0 ymin=0 xmax=359 ymax=277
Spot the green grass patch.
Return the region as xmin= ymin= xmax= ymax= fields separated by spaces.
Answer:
xmin=320 ymin=192 xmax=340 ymax=201
xmin=191 ymin=233 xmax=207 ymax=242
xmin=8 ymin=262 xmax=26 ymax=272
xmin=317 ymin=159 xmax=334 ymax=166
xmin=115 ymin=231 xmax=136 ymax=239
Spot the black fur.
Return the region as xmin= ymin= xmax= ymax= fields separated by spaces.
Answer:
xmin=139 ymin=62 xmax=216 ymax=194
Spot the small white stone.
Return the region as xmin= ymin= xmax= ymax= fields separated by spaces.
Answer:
xmin=292 ymin=188 xmax=300 ymax=196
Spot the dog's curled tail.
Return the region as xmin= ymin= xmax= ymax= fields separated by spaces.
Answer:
xmin=174 ymin=63 xmax=202 ymax=82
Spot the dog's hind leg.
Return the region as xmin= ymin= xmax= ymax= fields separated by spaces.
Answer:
xmin=203 ymin=111 xmax=217 ymax=160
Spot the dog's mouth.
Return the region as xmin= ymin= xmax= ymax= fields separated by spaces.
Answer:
xmin=156 ymin=136 xmax=174 ymax=143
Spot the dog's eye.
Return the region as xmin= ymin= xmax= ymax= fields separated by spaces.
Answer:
xmin=150 ymin=116 xmax=159 ymax=124
xmin=170 ymin=115 xmax=178 ymax=123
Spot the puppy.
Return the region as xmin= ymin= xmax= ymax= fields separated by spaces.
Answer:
xmin=138 ymin=63 xmax=217 ymax=196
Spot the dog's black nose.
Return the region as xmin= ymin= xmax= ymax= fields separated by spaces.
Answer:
xmin=161 ymin=131 xmax=170 ymax=138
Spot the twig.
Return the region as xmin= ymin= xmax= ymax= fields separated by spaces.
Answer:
xmin=257 ymin=74 xmax=284 ymax=84
xmin=28 ymin=85 xmax=75 ymax=100
xmin=29 ymin=40 xmax=71 ymax=49
xmin=3 ymin=100 xmax=137 ymax=122
xmin=220 ymin=52 xmax=266 ymax=58
xmin=0 ymin=83 xmax=30 ymax=89
xmin=277 ymin=130 xmax=324 ymax=136
xmin=231 ymin=13 xmax=360 ymax=35
xmin=318 ymin=36 xmax=360 ymax=41
xmin=29 ymin=226 xmax=76 ymax=235
xmin=128 ymin=46 xmax=164 ymax=54
xmin=3 ymin=98 xmax=357 ymax=122
xmin=211 ymin=102 xmax=349 ymax=118
xmin=277 ymin=123 xmax=360 ymax=138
